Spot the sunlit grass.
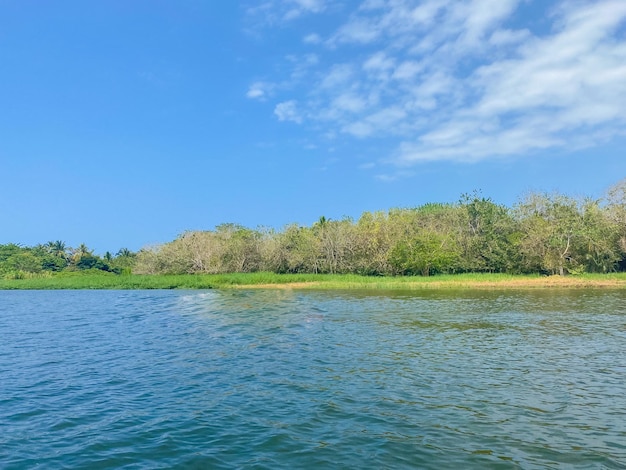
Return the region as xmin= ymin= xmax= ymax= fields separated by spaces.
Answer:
xmin=1 ymin=271 xmax=626 ymax=290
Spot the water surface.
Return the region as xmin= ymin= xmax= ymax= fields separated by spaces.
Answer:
xmin=1 ymin=289 xmax=625 ymax=469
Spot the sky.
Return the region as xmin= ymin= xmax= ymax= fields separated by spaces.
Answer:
xmin=1 ymin=0 xmax=625 ymax=253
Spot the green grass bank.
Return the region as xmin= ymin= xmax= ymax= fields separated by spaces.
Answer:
xmin=2 ymin=272 xmax=626 ymax=290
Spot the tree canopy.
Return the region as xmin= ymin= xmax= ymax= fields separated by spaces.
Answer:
xmin=3 ymin=180 xmax=626 ymax=278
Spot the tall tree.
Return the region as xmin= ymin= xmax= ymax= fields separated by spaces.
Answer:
xmin=389 ymin=230 xmax=459 ymax=276
xmin=516 ymin=193 xmax=587 ymax=275
xmin=47 ymin=240 xmax=68 ymax=259
xmin=459 ymin=192 xmax=517 ymax=273
xmin=605 ymin=178 xmax=626 ymax=269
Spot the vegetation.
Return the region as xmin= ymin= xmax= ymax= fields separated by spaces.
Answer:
xmin=0 ymin=242 xmax=136 ymax=279
xmin=131 ymin=181 xmax=626 ymax=277
xmin=2 ymin=180 xmax=626 ymax=285
xmin=1 ymin=272 xmax=626 ymax=290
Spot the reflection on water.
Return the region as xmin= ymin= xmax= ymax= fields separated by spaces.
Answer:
xmin=1 ymin=289 xmax=625 ymax=469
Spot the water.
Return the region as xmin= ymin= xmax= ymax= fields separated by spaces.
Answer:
xmin=1 ymin=289 xmax=625 ymax=469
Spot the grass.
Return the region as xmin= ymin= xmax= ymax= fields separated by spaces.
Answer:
xmin=1 ymin=271 xmax=626 ymax=290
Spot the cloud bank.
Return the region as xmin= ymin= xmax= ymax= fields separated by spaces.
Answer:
xmin=248 ymin=0 xmax=626 ymax=165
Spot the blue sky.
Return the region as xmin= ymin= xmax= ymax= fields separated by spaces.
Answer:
xmin=1 ymin=0 xmax=625 ymax=253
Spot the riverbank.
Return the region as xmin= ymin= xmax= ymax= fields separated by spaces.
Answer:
xmin=2 ymin=272 xmax=626 ymax=290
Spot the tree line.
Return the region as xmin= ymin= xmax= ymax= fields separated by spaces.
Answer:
xmin=135 ymin=180 xmax=626 ymax=276
xmin=0 ymin=241 xmax=136 ymax=279
xmin=3 ymin=180 xmax=626 ymax=278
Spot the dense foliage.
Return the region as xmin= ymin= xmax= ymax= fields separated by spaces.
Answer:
xmin=3 ymin=180 xmax=626 ymax=278
xmin=0 ymin=241 xmax=136 ymax=279
xmin=134 ymin=181 xmax=626 ymax=276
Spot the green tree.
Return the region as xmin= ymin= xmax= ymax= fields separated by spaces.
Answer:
xmin=312 ymin=217 xmax=357 ymax=274
xmin=577 ymin=198 xmax=621 ymax=272
xmin=5 ymin=252 xmax=42 ymax=273
xmin=116 ymin=248 xmax=133 ymax=258
xmin=352 ymin=211 xmax=394 ymax=275
xmin=266 ymin=224 xmax=320 ymax=273
xmin=47 ymin=240 xmax=68 ymax=259
xmin=76 ymin=254 xmax=111 ymax=271
xmin=389 ymin=231 xmax=459 ymax=276
xmin=216 ymin=224 xmax=262 ymax=273
xmin=110 ymin=248 xmax=136 ymax=273
xmin=0 ymin=243 xmax=24 ymax=263
xmin=459 ymin=192 xmax=517 ymax=273
xmin=605 ymin=179 xmax=626 ymax=270
xmin=516 ymin=192 xmax=587 ymax=275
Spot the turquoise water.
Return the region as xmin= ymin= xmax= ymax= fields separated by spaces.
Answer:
xmin=1 ymin=289 xmax=625 ymax=469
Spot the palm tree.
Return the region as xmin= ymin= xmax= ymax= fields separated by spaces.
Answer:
xmin=116 ymin=248 xmax=133 ymax=258
xmin=77 ymin=243 xmax=92 ymax=256
xmin=69 ymin=243 xmax=92 ymax=264
xmin=313 ymin=215 xmax=329 ymax=235
xmin=47 ymin=240 xmax=68 ymax=259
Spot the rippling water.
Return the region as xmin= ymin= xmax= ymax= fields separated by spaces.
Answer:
xmin=1 ymin=289 xmax=625 ymax=469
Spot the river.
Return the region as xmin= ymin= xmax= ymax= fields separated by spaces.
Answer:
xmin=1 ymin=289 xmax=625 ymax=469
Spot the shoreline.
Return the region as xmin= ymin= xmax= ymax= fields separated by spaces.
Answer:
xmin=235 ymin=279 xmax=626 ymax=289
xmin=235 ymin=276 xmax=626 ymax=290
xmin=1 ymin=273 xmax=626 ymax=290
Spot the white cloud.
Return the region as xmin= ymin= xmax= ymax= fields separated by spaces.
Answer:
xmin=332 ymin=93 xmax=368 ymax=113
xmin=246 ymin=54 xmax=317 ymax=102
xmin=375 ymin=170 xmax=415 ymax=182
xmin=246 ymin=82 xmax=272 ymax=100
xmin=247 ymin=0 xmax=327 ymax=25
xmin=250 ymin=0 xmax=626 ymax=166
xmin=285 ymin=0 xmax=326 ymax=19
xmin=247 ymin=88 xmax=265 ymax=99
xmin=392 ymin=60 xmax=424 ymax=81
xmin=303 ymin=33 xmax=322 ymax=44
xmin=319 ymin=63 xmax=355 ymax=89
xmin=363 ymin=52 xmax=395 ymax=82
xmin=332 ymin=17 xmax=383 ymax=44
xmin=488 ymin=28 xmax=530 ymax=47
xmin=274 ymin=100 xmax=303 ymax=123
xmin=286 ymin=53 xmax=319 ymax=80
xmin=344 ymin=106 xmax=408 ymax=138
xmin=458 ymin=0 xmax=520 ymax=47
